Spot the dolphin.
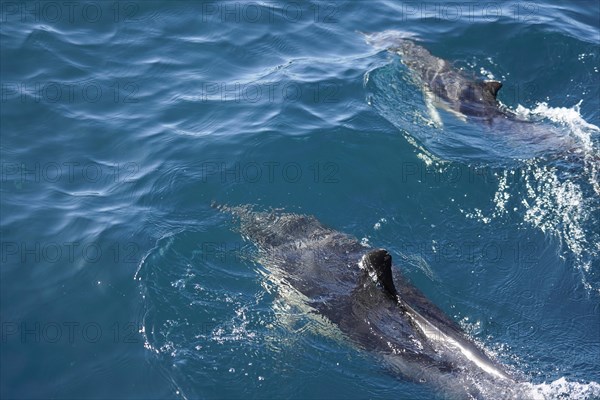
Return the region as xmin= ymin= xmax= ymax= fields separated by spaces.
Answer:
xmin=364 ymin=31 xmax=596 ymax=161
xmin=362 ymin=30 xmax=527 ymax=125
xmin=218 ymin=205 xmax=527 ymax=399
xmin=391 ymin=39 xmax=508 ymax=123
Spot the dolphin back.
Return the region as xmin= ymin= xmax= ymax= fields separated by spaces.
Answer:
xmin=377 ymin=36 xmax=506 ymax=120
xmin=219 ymin=205 xmax=516 ymax=395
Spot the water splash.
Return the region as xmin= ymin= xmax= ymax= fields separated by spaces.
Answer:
xmin=522 ymin=377 xmax=600 ymax=400
xmin=488 ymin=102 xmax=600 ymax=293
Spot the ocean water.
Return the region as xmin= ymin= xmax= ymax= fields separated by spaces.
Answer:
xmin=1 ymin=1 xmax=599 ymax=399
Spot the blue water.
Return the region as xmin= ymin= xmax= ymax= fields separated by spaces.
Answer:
xmin=1 ymin=1 xmax=599 ymax=399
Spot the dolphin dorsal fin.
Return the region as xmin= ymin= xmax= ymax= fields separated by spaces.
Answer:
xmin=483 ymin=80 xmax=502 ymax=99
xmin=363 ymin=249 xmax=397 ymax=296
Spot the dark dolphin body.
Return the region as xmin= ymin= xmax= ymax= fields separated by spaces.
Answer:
xmin=365 ymin=32 xmax=595 ymax=161
xmin=219 ymin=205 xmax=527 ymax=399
xmin=392 ymin=39 xmax=508 ymax=122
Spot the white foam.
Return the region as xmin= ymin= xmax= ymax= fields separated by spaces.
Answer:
xmin=482 ymin=101 xmax=600 ymax=292
xmin=520 ymin=377 xmax=600 ymax=400
xmin=514 ymin=101 xmax=599 ymax=153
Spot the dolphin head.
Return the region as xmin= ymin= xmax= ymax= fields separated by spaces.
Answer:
xmin=363 ymin=249 xmax=398 ymax=297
